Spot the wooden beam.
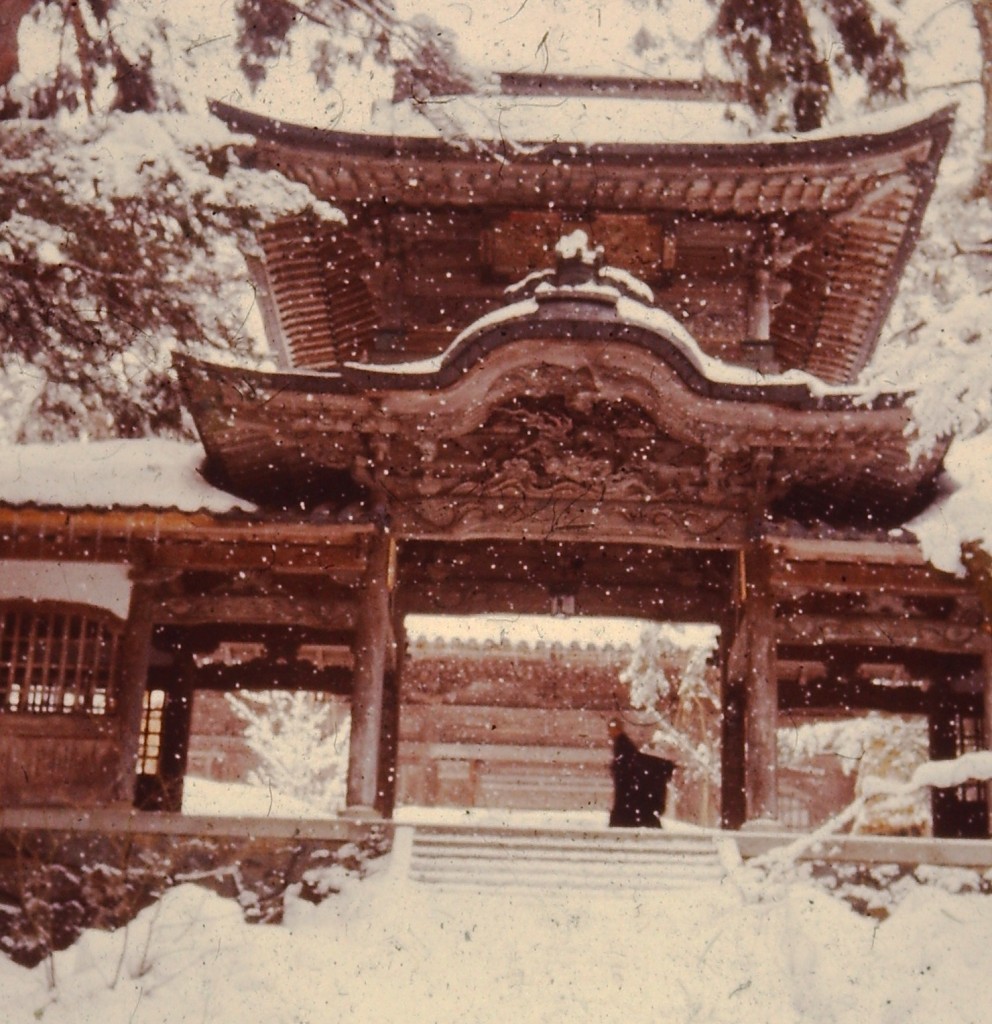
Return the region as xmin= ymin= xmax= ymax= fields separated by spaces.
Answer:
xmin=154 ymin=623 xmax=354 ymax=656
xmin=778 ymin=613 xmax=987 ymax=655
xmin=779 ymin=677 xmax=930 ymax=714
xmin=157 ymin=595 xmax=357 ymax=630
xmin=771 ymin=559 xmax=967 ymax=598
xmin=390 ymin=500 xmax=748 ymax=549
xmin=0 ymin=507 xmax=373 ymax=573
xmin=148 ymin=541 xmax=368 ymax=576
xmin=170 ymin=661 xmax=352 ymax=693
xmin=396 ymin=579 xmax=726 ymax=622
xmin=771 ymin=537 xmax=930 ymax=565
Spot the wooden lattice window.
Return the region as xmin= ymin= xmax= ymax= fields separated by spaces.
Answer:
xmin=137 ymin=689 xmax=166 ymax=775
xmin=0 ymin=600 xmax=123 ymax=715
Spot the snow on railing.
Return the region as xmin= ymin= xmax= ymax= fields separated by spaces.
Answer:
xmin=741 ymin=752 xmax=992 ymax=885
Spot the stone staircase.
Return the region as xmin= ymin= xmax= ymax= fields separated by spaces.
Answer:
xmin=398 ymin=824 xmax=727 ymax=892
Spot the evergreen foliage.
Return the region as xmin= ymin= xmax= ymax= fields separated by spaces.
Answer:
xmin=620 ymin=625 xmax=721 ymax=822
xmin=225 ymin=691 xmax=351 ymax=813
xmin=712 ymin=0 xmax=906 ymax=129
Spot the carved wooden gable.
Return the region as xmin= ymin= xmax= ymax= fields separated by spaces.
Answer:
xmin=180 ymin=235 xmax=946 ymax=547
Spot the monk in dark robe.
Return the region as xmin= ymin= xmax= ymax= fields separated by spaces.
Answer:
xmin=608 ymin=717 xmax=676 ymax=828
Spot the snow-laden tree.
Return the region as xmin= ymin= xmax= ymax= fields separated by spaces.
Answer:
xmin=848 ymin=2 xmax=992 ymax=577
xmin=619 ymin=624 xmax=721 ymax=823
xmin=779 ymin=712 xmax=931 ymax=835
xmin=0 ymin=0 xmax=474 ymax=441
xmin=225 ymin=690 xmax=351 ymax=813
xmin=628 ymin=0 xmax=906 ymax=131
xmin=711 ymin=0 xmax=906 ymax=130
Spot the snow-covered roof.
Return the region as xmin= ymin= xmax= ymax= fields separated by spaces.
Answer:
xmin=406 ymin=614 xmax=718 ymax=653
xmin=344 ymin=235 xmax=880 ymax=403
xmin=217 ymin=90 xmax=954 ymax=161
xmin=365 ymin=91 xmax=954 ymax=149
xmin=369 ymin=93 xmax=754 ymax=147
xmin=0 ymin=439 xmax=253 ymax=514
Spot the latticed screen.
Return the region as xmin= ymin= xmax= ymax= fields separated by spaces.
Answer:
xmin=0 ymin=602 xmax=122 ymax=715
xmin=137 ymin=689 xmax=165 ymax=775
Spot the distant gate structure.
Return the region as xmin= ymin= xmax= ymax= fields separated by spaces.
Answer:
xmin=1 ymin=82 xmax=989 ymax=837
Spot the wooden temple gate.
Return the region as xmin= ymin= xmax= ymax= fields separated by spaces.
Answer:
xmin=2 ymin=89 xmax=990 ymax=835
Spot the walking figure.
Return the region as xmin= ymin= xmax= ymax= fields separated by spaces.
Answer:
xmin=608 ymin=717 xmax=676 ymax=828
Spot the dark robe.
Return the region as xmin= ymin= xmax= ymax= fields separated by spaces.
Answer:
xmin=609 ymin=732 xmax=676 ymax=828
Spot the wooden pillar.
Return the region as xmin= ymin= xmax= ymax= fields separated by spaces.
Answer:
xmin=720 ymin=608 xmax=747 ymax=830
xmin=928 ymin=674 xmax=958 ymax=838
xmin=346 ymin=530 xmax=393 ymax=813
xmin=376 ymin=612 xmax=405 ymax=818
xmin=984 ymin=637 xmax=992 ymax=838
xmin=158 ymin=652 xmax=195 ymax=812
xmin=742 ymin=546 xmax=778 ymax=823
xmin=113 ymin=574 xmax=158 ymax=805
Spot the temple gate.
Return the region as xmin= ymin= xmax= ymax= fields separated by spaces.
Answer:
xmin=1 ymin=90 xmax=990 ymax=835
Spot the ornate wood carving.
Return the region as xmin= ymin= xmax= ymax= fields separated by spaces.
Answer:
xmin=373 ymin=392 xmax=758 ymax=545
xmin=157 ymin=595 xmax=356 ymax=630
xmin=778 ymin=613 xmax=987 ymax=655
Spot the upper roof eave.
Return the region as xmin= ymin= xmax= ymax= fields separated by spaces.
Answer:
xmin=211 ymin=98 xmax=956 ymax=171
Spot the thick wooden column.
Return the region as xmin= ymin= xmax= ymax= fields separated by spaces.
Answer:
xmin=742 ymin=546 xmax=778 ymax=823
xmin=375 ymin=612 xmax=405 ymax=818
xmin=720 ymin=607 xmax=747 ymax=830
xmin=113 ymin=574 xmax=158 ymax=804
xmin=158 ymin=651 xmax=195 ymax=812
xmin=928 ymin=674 xmax=959 ymax=838
xmin=346 ymin=531 xmax=393 ymax=813
xmin=984 ymin=637 xmax=992 ymax=838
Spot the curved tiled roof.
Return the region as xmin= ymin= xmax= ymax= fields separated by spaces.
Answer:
xmin=218 ymin=100 xmax=953 ymax=384
xmin=177 ymin=266 xmax=947 ymax=536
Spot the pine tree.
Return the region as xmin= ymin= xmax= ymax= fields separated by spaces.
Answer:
xmin=226 ymin=690 xmax=351 ymax=813
xmin=0 ymin=1 xmax=470 ymax=441
xmin=619 ymin=625 xmax=721 ymax=823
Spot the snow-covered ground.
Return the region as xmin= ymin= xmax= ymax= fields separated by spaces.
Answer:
xmin=3 ymin=776 xmax=991 ymax=1022
xmin=3 ymin=823 xmax=992 ymax=1024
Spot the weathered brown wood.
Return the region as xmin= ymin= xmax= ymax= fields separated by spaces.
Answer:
xmin=0 ymin=508 xmax=373 ymax=572
xmin=157 ymin=595 xmax=356 ymax=630
xmin=771 ymin=559 xmax=966 ymax=598
xmin=0 ymin=715 xmax=118 ymax=808
xmin=779 ymin=677 xmax=930 ymax=714
xmin=743 ymin=546 xmax=778 ymax=823
xmin=376 ymin=612 xmax=405 ymax=817
xmin=984 ymin=634 xmax=992 ymax=836
xmin=176 ymin=660 xmax=352 ymax=693
xmin=113 ymin=576 xmax=158 ymax=805
xmin=214 ymin=100 xmax=953 ymax=385
xmin=720 ymin=597 xmax=747 ymax=830
xmin=346 ymin=531 xmax=393 ymax=812
xmin=778 ymin=612 xmax=987 ymax=655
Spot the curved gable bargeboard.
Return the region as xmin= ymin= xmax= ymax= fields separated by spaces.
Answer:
xmin=178 ymin=302 xmax=942 ymax=539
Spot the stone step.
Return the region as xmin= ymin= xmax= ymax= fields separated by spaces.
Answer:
xmin=409 ymin=868 xmax=722 ymax=892
xmin=410 ymin=844 xmax=721 ymax=869
xmin=412 ymin=835 xmax=719 ymax=859
xmin=409 ymin=861 xmax=724 ymax=885
xmin=405 ymin=824 xmax=726 ymax=891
